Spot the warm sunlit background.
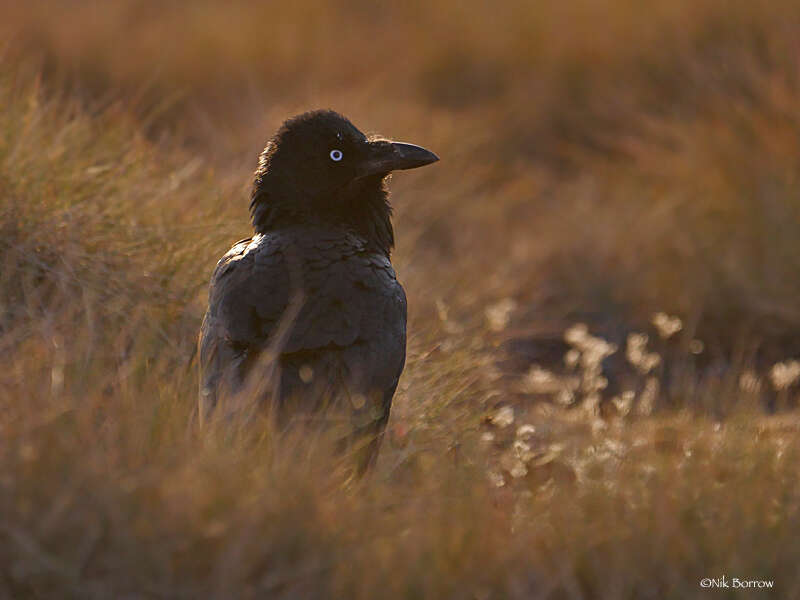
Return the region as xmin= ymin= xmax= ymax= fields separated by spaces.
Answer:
xmin=2 ymin=1 xmax=800 ymax=597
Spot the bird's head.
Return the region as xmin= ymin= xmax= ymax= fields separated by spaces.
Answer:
xmin=250 ymin=110 xmax=438 ymax=253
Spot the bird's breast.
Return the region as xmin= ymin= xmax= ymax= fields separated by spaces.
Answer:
xmin=251 ymin=230 xmax=405 ymax=355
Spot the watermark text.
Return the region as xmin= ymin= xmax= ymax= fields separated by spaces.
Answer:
xmin=700 ymin=576 xmax=773 ymax=589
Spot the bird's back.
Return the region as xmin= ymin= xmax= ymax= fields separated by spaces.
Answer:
xmin=199 ymin=225 xmax=406 ymax=461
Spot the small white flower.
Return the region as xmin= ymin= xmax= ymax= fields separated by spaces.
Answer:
xmin=299 ymin=365 xmax=314 ymax=383
xmin=769 ymin=360 xmax=800 ymax=390
xmin=651 ymin=312 xmax=682 ymax=338
xmin=513 ymin=440 xmax=534 ymax=463
xmin=611 ymin=390 xmax=635 ymax=416
xmin=490 ymin=406 xmax=515 ymax=428
xmin=509 ymin=461 xmax=528 ymax=478
xmin=485 ymin=298 xmax=516 ymax=331
xmin=521 ymin=365 xmax=561 ymax=394
xmin=636 ymin=377 xmax=659 ymax=415
xmin=564 ymin=349 xmax=581 ymax=368
xmin=516 ymin=424 xmax=536 ymax=439
xmin=564 ymin=323 xmax=589 ymax=345
xmin=626 ymin=333 xmax=661 ymax=373
xmin=487 ymin=470 xmax=505 ymax=487
xmin=555 ymin=389 xmax=575 ymax=406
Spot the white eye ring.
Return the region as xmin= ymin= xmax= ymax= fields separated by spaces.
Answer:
xmin=329 ymin=149 xmax=343 ymax=162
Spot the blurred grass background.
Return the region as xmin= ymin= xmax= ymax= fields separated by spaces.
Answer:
xmin=2 ymin=0 xmax=800 ymax=597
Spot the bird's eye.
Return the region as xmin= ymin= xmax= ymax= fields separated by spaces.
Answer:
xmin=329 ymin=149 xmax=343 ymax=162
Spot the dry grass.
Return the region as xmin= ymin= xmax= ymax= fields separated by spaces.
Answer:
xmin=2 ymin=0 xmax=800 ymax=597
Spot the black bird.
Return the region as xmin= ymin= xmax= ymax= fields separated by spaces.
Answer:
xmin=198 ymin=110 xmax=438 ymax=469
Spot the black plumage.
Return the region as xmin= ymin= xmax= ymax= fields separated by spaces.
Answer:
xmin=198 ymin=110 xmax=438 ymax=469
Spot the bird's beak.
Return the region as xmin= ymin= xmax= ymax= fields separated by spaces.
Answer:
xmin=355 ymin=141 xmax=439 ymax=179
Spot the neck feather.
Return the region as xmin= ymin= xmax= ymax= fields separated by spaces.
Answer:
xmin=249 ymin=175 xmax=395 ymax=255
